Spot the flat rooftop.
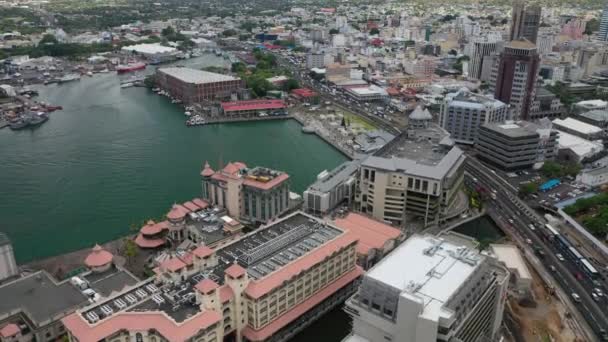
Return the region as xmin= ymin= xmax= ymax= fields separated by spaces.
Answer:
xmin=82 ymin=267 xmax=140 ymax=298
xmin=363 ymin=125 xmax=464 ymax=180
xmin=307 ymin=160 xmax=361 ymax=193
xmin=482 ymin=121 xmax=543 ymax=138
xmin=0 ymin=271 xmax=88 ymax=325
xmin=367 ymin=235 xmax=483 ymax=318
xmin=579 ymin=110 xmax=608 ymax=122
xmin=159 ymin=67 xmax=240 ymax=84
xmin=553 ymin=117 xmax=603 ymax=135
xmin=490 ymin=244 xmax=531 ymax=281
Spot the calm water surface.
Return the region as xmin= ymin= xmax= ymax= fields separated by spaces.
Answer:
xmin=0 ymin=57 xmax=347 ymax=263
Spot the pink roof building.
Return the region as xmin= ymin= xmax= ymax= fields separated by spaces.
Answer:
xmin=62 ymin=212 xmax=363 ymax=342
xmin=134 ymin=234 xmax=165 ymax=248
xmin=333 ymin=213 xmax=402 ymax=258
xmin=201 ymin=161 xmax=215 ymax=177
xmin=0 ymin=323 xmax=19 ymax=338
xmin=84 ymin=245 xmax=113 ymax=269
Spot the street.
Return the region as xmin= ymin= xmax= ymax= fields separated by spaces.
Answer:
xmin=467 ymin=157 xmax=608 ymax=342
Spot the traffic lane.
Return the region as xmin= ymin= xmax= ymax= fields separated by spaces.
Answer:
xmin=487 ymin=202 xmax=608 ymax=337
xmin=481 ymin=180 xmax=608 ymax=336
xmin=471 ymin=166 xmax=608 ymax=301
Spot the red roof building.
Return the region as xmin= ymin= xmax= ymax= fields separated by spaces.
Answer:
xmin=220 ymin=99 xmax=287 ymax=117
xmin=291 ymin=88 xmax=318 ymax=99
xmin=62 ymin=212 xmax=363 ymax=342
xmin=0 ymin=324 xmax=20 ymax=338
xmin=84 ymin=245 xmax=113 ymax=271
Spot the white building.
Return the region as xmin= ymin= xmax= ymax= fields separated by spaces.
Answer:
xmin=489 ymin=244 xmax=532 ymax=296
xmin=121 ymin=43 xmax=178 ymax=61
xmin=577 ymin=167 xmax=608 ymax=187
xmin=0 ymin=233 xmax=18 ymax=282
xmin=345 ymin=85 xmax=389 ymax=102
xmin=306 ymin=52 xmax=328 ymax=69
xmin=439 ymin=89 xmax=509 ymax=144
xmin=344 ymin=234 xmax=509 ymax=342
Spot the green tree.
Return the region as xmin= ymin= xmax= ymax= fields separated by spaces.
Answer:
xmin=231 ymin=62 xmax=247 ymax=73
xmin=477 ymin=238 xmax=493 ymax=252
xmin=282 ymin=78 xmax=299 ymax=91
xmin=123 ymin=238 xmax=138 ymax=266
xmin=329 ymin=28 xmax=339 ymax=35
xmin=369 ymin=28 xmax=380 ymax=35
xmin=143 ymin=75 xmax=156 ymax=89
xmin=161 ymin=26 xmax=176 ymax=37
xmin=222 ymin=29 xmax=237 ymax=37
xmin=585 ymin=18 xmax=599 ymax=35
xmin=39 ymin=33 xmax=58 ymax=45
xmin=541 ymin=161 xmax=563 ymax=178
xmin=519 ymin=182 xmax=539 ymax=196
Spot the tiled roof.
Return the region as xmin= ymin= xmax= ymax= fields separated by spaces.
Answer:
xmin=0 ymin=323 xmax=19 ymax=338
xmin=84 ymin=245 xmax=113 ymax=268
xmin=192 ymin=245 xmax=214 ymax=258
xmin=61 ymin=309 xmax=221 ymax=342
xmin=140 ymin=220 xmax=169 ymax=236
xmin=225 ymin=264 xmax=247 ymax=279
xmin=195 ymin=279 xmax=219 ymax=294
xmin=244 ymin=233 xmax=358 ymax=299
xmin=134 ymin=234 xmax=165 ymax=248
xmin=333 ymin=213 xmax=401 ymax=255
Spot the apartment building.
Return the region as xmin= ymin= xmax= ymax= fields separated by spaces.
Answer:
xmin=304 ymin=160 xmax=360 ymax=215
xmin=62 ymin=212 xmax=364 ymax=342
xmin=476 ymin=120 xmax=558 ymax=170
xmin=156 ymin=67 xmax=245 ymax=105
xmin=356 ymin=119 xmax=467 ymax=227
xmin=343 ymin=234 xmax=509 ymax=342
xmin=439 ymin=89 xmax=508 ymax=145
xmin=201 ymin=162 xmax=290 ymax=225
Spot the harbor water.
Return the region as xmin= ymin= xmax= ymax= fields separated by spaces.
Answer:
xmin=0 ymin=56 xmax=348 ymax=263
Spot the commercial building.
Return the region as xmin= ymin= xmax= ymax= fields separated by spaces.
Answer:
xmin=555 ymin=130 xmax=604 ymax=163
xmin=356 ymin=116 xmax=467 ymax=227
xmin=439 ymin=89 xmax=509 ymax=145
xmin=402 ymin=57 xmax=438 ymax=78
xmin=576 ymin=110 xmax=608 ymax=132
xmin=304 ymin=160 xmax=361 ymax=216
xmin=529 ymin=88 xmax=566 ymax=120
xmin=577 ymin=167 xmax=608 ymax=187
xmin=599 ymin=5 xmax=608 ymax=41
xmin=62 ymin=212 xmax=364 ymax=342
xmin=552 ymin=117 xmax=604 ymax=140
xmin=0 ymin=246 xmax=138 ymax=342
xmin=306 ymin=52 xmax=328 ymax=69
xmin=467 ymin=39 xmax=500 ymax=80
xmin=0 ymin=233 xmax=17 ymax=282
xmin=343 ymin=234 xmax=509 ymax=342
xmin=156 ymin=67 xmax=245 ymax=105
xmin=573 ymin=100 xmax=608 ymax=114
xmin=120 ymin=43 xmax=178 ymax=62
xmin=476 ymin=120 xmax=558 ymax=170
xmin=510 ymin=0 xmax=541 ymax=43
xmin=344 ymin=85 xmax=389 ymax=102
xmin=201 ymin=162 xmax=290 ymax=225
xmin=220 ymin=100 xmax=287 ymax=118
xmin=491 ymin=40 xmax=540 ymax=120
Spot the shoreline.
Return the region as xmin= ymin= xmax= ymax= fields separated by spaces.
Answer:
xmin=290 ymin=115 xmax=354 ymax=159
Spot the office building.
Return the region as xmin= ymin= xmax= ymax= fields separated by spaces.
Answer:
xmin=62 ymin=212 xmax=364 ymax=342
xmin=306 ymin=52 xmax=327 ymax=69
xmin=491 ymin=40 xmax=540 ymax=120
xmin=468 ymin=39 xmax=500 ymax=80
xmin=201 ymin=161 xmax=290 ymax=225
xmin=439 ymin=89 xmax=509 ymax=145
xmin=0 ymin=233 xmax=17 ymax=282
xmin=356 ymin=117 xmax=467 ymax=227
xmin=510 ymin=0 xmax=541 ymax=43
xmin=599 ymin=5 xmax=608 ymax=41
xmin=304 ymin=160 xmax=360 ymax=215
xmin=345 ymin=85 xmax=389 ymax=102
xmin=343 ymin=234 xmax=509 ymax=342
xmin=476 ymin=120 xmax=558 ymax=170
xmin=156 ymin=67 xmax=245 ymax=105
xmin=529 ymin=88 xmax=566 ymax=120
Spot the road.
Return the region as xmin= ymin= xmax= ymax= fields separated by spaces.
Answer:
xmin=466 ymin=157 xmax=608 ymax=341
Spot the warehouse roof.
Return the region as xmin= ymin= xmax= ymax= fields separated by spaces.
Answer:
xmin=221 ymin=99 xmax=285 ymax=112
xmin=553 ymin=117 xmax=602 ymax=135
xmin=159 ymin=67 xmax=240 ymax=84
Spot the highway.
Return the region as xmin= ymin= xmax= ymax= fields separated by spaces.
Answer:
xmin=466 ymin=157 xmax=608 ymax=341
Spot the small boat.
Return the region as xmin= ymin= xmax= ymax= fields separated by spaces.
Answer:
xmin=57 ymin=73 xmax=81 ymax=83
xmin=9 ymin=120 xmax=29 ymax=130
xmin=116 ymin=62 xmax=146 ymax=73
xmin=120 ymin=82 xmax=134 ymax=88
xmin=45 ymin=105 xmax=63 ymax=112
xmin=86 ymin=71 xmax=93 ymax=76
xmin=184 ymin=111 xmax=192 ymax=116
xmin=99 ymin=68 xmax=110 ymax=73
xmin=28 ymin=113 xmax=49 ymax=127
